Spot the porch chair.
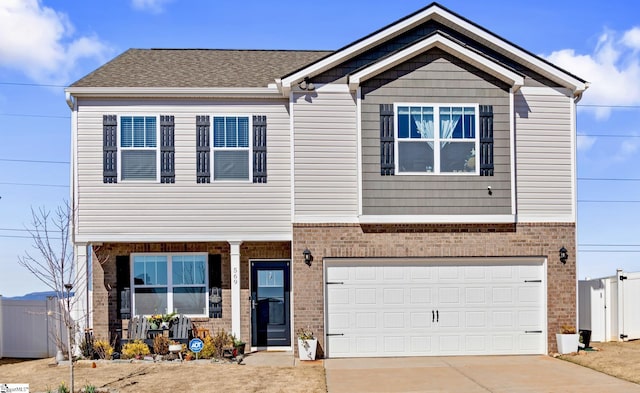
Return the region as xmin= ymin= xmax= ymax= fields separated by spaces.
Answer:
xmin=170 ymin=315 xmax=193 ymax=344
xmin=120 ymin=315 xmax=149 ymax=347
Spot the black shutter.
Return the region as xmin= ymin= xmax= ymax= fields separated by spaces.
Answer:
xmin=196 ymin=115 xmax=211 ymax=183
xmin=479 ymin=105 xmax=494 ymax=176
xmin=116 ymin=255 xmax=130 ymax=319
xmin=208 ymin=254 xmax=222 ymax=318
xmin=160 ymin=115 xmax=175 ymax=183
xmin=380 ymin=104 xmax=395 ymax=175
xmin=253 ymin=115 xmax=267 ymax=183
xmin=103 ymin=115 xmax=118 ymax=183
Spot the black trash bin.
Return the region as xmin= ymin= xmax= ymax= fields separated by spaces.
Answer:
xmin=579 ymin=329 xmax=592 ymax=348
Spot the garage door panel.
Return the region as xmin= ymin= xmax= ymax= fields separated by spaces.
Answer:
xmin=355 ymin=288 xmax=376 ymax=304
xmin=325 ymin=260 xmax=545 ymax=357
xmin=410 ymin=287 xmax=433 ymax=304
xmin=465 ymin=287 xmax=487 ymax=304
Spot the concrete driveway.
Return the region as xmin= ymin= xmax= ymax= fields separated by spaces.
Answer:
xmin=325 ymin=355 xmax=640 ymax=393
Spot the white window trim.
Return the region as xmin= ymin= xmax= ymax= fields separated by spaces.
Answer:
xmin=117 ymin=114 xmax=161 ymax=183
xmin=394 ymin=103 xmax=480 ymax=176
xmin=211 ymin=114 xmax=253 ymax=183
xmin=130 ymin=252 xmax=209 ymax=318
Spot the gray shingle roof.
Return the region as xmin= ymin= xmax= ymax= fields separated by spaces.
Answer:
xmin=70 ymin=49 xmax=333 ymax=88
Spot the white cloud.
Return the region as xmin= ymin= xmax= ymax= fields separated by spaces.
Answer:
xmin=544 ymin=28 xmax=640 ymax=120
xmin=0 ymin=0 xmax=111 ymax=84
xmin=622 ymin=27 xmax=640 ymax=50
xmin=131 ymin=0 xmax=173 ymax=14
xmin=577 ymin=135 xmax=597 ymax=151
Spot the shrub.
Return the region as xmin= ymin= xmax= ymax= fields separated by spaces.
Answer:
xmin=93 ymin=339 xmax=114 ymax=360
xmin=121 ymin=339 xmax=151 ymax=359
xmin=199 ymin=335 xmax=216 ymax=359
xmin=211 ymin=329 xmax=234 ymax=358
xmin=153 ymin=334 xmax=170 ymax=355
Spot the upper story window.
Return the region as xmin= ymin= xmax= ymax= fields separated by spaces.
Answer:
xmin=213 ymin=116 xmax=251 ymax=181
xmin=396 ymin=104 xmax=479 ymax=175
xmin=120 ymin=116 xmax=158 ymax=181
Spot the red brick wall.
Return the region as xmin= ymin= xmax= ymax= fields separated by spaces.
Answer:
xmin=292 ymin=223 xmax=576 ymax=356
xmin=92 ymin=241 xmax=290 ymax=346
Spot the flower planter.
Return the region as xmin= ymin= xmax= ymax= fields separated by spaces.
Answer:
xmin=234 ymin=343 xmax=246 ymax=356
xmin=298 ymin=338 xmax=317 ymax=360
xmin=556 ymin=333 xmax=579 ymax=354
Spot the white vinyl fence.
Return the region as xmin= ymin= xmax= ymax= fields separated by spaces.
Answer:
xmin=579 ymin=269 xmax=640 ymax=342
xmin=0 ymin=295 xmax=67 ymax=358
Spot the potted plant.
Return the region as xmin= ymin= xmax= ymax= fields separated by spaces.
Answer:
xmin=297 ymin=326 xmax=317 ymax=360
xmin=148 ymin=311 xmax=178 ymax=329
xmin=231 ymin=334 xmax=246 ymax=356
xmin=556 ymin=325 xmax=580 ymax=354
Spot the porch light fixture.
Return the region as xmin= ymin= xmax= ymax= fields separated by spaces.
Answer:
xmin=303 ymin=248 xmax=313 ymax=266
xmin=298 ymin=76 xmax=315 ymax=91
xmin=559 ymin=247 xmax=568 ymax=264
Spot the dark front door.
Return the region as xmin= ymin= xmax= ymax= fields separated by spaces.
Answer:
xmin=251 ymin=261 xmax=291 ymax=347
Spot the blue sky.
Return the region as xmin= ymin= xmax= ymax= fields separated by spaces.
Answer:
xmin=1 ymin=0 xmax=640 ymax=296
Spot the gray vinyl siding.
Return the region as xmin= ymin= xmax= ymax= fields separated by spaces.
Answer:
xmin=361 ymin=48 xmax=512 ymax=215
xmin=515 ymin=88 xmax=574 ymax=220
xmin=75 ymin=98 xmax=291 ymax=242
xmin=293 ymin=91 xmax=358 ymax=218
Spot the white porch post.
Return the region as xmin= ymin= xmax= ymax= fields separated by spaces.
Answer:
xmin=229 ymin=241 xmax=242 ymax=338
xmin=72 ymin=243 xmax=88 ymax=356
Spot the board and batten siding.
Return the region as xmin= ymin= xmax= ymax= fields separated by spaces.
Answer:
xmin=74 ymin=98 xmax=292 ymax=242
xmin=514 ymin=87 xmax=574 ymax=222
xmin=293 ymin=90 xmax=358 ymax=220
xmin=361 ymin=48 xmax=512 ymax=215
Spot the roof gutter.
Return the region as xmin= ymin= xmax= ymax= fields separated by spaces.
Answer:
xmin=65 ymin=91 xmax=75 ymax=110
xmin=65 ymin=86 xmax=285 ymax=99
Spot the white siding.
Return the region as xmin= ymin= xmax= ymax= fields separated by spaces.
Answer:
xmin=515 ymin=87 xmax=574 ymax=222
xmin=74 ymin=99 xmax=292 ymax=242
xmin=293 ymin=90 xmax=359 ymax=220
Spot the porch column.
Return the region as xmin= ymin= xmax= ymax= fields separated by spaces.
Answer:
xmin=72 ymin=243 xmax=88 ymax=355
xmin=229 ymin=241 xmax=242 ymax=338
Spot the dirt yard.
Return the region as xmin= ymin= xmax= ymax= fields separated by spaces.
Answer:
xmin=560 ymin=339 xmax=640 ymax=384
xmin=0 ymin=358 xmax=326 ymax=393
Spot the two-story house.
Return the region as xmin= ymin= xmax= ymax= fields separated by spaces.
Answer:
xmin=66 ymin=2 xmax=587 ymax=357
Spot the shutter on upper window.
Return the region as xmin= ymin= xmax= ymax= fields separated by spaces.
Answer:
xmin=103 ymin=115 xmax=118 ymax=183
xmin=380 ymin=104 xmax=395 ymax=175
xmin=160 ymin=115 xmax=175 ymax=183
xmin=479 ymin=105 xmax=494 ymax=176
xmin=253 ymin=115 xmax=267 ymax=183
xmin=208 ymin=254 xmax=222 ymax=318
xmin=196 ymin=115 xmax=211 ymax=183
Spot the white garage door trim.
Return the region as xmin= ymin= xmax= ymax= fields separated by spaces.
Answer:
xmin=324 ymin=257 xmax=547 ymax=358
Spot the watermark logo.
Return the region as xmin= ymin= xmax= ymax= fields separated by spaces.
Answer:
xmin=0 ymin=384 xmax=29 ymax=393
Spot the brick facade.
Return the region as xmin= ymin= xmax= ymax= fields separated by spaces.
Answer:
xmin=92 ymin=241 xmax=290 ymax=346
xmin=292 ymin=222 xmax=576 ymax=356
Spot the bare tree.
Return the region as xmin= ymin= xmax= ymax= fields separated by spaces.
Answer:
xmin=18 ymin=201 xmax=99 ymax=393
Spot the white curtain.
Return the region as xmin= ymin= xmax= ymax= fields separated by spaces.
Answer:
xmin=440 ymin=113 xmax=461 ymax=147
xmin=413 ymin=116 xmax=434 ymax=149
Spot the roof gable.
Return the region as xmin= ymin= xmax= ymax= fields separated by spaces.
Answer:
xmin=278 ymin=2 xmax=587 ymax=96
xmin=347 ymin=32 xmax=524 ymax=91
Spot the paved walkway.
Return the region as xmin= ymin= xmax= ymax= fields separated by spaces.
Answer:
xmin=324 ymin=355 xmax=640 ymax=393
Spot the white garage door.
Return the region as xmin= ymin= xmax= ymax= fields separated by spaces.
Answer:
xmin=325 ymin=258 xmax=545 ymax=358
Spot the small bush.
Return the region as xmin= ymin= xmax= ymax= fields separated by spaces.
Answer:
xmin=211 ymin=329 xmax=234 ymax=358
xmin=93 ymin=339 xmax=114 ymax=360
xmin=83 ymin=383 xmax=97 ymax=393
xmin=121 ymin=339 xmax=151 ymax=359
xmin=199 ymin=335 xmax=215 ymax=359
xmin=153 ymin=334 xmax=170 ymax=355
